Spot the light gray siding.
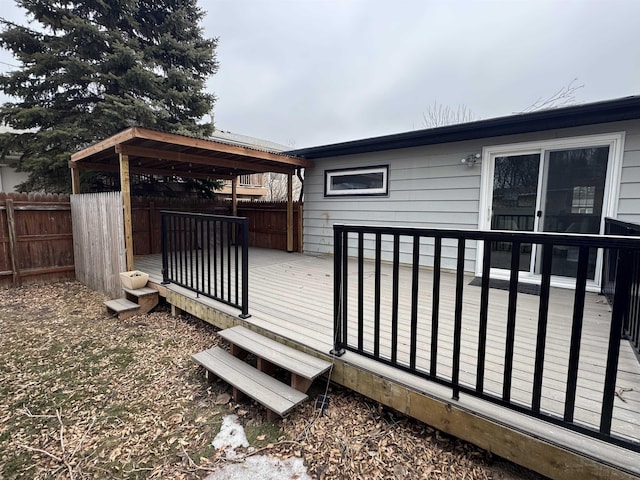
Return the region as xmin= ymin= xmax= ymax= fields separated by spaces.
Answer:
xmin=617 ymin=126 xmax=640 ymax=224
xmin=303 ymin=119 xmax=640 ymax=272
xmin=0 ymin=165 xmax=29 ymax=193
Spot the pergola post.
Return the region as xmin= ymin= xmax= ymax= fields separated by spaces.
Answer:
xmin=232 ymin=176 xmax=238 ymax=216
xmin=119 ymin=153 xmax=134 ymax=271
xmin=287 ymin=171 xmax=293 ymax=252
xmin=71 ymin=165 xmax=81 ymax=194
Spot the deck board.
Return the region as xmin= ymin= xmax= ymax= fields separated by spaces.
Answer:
xmin=134 ymin=249 xmax=640 ymax=445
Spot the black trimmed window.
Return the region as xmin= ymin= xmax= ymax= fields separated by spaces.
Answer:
xmin=324 ymin=165 xmax=388 ymax=197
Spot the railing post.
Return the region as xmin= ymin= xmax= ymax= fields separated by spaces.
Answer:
xmin=331 ymin=225 xmax=346 ymax=356
xmin=239 ymin=217 xmax=251 ymax=319
xmin=161 ymin=212 xmax=169 ymax=284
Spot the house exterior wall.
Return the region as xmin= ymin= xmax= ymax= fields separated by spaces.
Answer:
xmin=0 ymin=165 xmax=29 ymax=193
xmin=303 ymin=119 xmax=640 ymax=272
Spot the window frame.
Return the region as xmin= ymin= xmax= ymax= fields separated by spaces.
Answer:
xmin=324 ymin=165 xmax=389 ymax=197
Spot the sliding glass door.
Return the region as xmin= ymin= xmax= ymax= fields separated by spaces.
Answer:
xmin=536 ymin=147 xmax=608 ymax=279
xmin=490 ymin=153 xmax=540 ymax=272
xmin=484 ymin=137 xmax=618 ymax=286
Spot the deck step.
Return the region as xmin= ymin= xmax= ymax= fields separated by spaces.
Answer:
xmin=192 ymin=346 xmax=307 ymax=418
xmin=104 ymin=298 xmax=140 ymax=320
xmin=105 ymin=286 xmax=159 ymax=320
xmin=123 ymin=286 xmax=158 ymax=297
xmin=218 ymin=325 xmax=331 ymax=392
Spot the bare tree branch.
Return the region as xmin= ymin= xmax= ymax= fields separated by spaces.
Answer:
xmin=422 ymin=102 xmax=478 ymax=128
xmin=518 ymin=78 xmax=584 ymax=113
xmin=263 ymin=172 xmax=302 ymax=201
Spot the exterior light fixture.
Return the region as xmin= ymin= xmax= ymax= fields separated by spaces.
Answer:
xmin=461 ymin=153 xmax=481 ymax=166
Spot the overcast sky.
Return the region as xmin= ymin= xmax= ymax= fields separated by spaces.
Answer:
xmin=1 ymin=0 xmax=639 ymax=148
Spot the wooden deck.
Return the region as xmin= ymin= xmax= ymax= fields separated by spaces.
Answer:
xmin=135 ymin=248 xmax=640 ymax=477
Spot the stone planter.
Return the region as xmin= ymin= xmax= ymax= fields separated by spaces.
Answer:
xmin=119 ymin=270 xmax=149 ymax=290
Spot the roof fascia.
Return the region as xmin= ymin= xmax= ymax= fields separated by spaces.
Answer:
xmin=289 ymin=96 xmax=640 ymax=159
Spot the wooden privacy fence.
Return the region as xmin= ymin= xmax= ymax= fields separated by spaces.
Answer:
xmin=0 ymin=192 xmax=74 ymax=288
xmin=238 ymin=201 xmax=303 ymax=252
xmin=132 ymin=197 xmax=303 ymax=255
xmin=71 ymin=192 xmax=126 ymax=299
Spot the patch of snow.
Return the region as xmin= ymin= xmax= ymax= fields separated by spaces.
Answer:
xmin=212 ymin=415 xmax=249 ymax=460
xmin=205 ymin=455 xmax=311 ymax=480
xmin=207 ymin=414 xmax=311 ymax=480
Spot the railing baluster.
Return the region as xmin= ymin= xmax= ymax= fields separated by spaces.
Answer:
xmin=240 ymin=218 xmax=250 ymax=318
xmin=391 ymin=234 xmax=400 ymax=365
xmin=189 ymin=216 xmax=194 ymax=289
xmin=374 ymin=232 xmax=381 ymax=358
xmin=410 ymin=236 xmax=420 ymax=370
xmin=430 ymin=236 xmax=441 ymax=377
xmin=503 ymin=240 xmax=521 ymax=402
xmin=476 ymin=240 xmax=491 ymax=393
xmin=178 ymin=217 xmax=182 ymax=284
xmin=161 ymin=213 xmax=168 ymax=284
xmin=219 ymin=221 xmax=225 ymax=300
xmin=452 ymin=238 xmax=466 ymax=400
xmin=227 ymin=222 xmax=232 ymax=303
xmin=564 ymin=245 xmax=589 ymax=422
xmin=532 ymin=243 xmax=553 ymax=413
xmin=235 ymin=222 xmax=239 ymax=306
xmin=172 ymin=216 xmax=178 ymax=281
xmin=213 ymin=220 xmax=219 ymax=297
xmin=358 ymin=231 xmax=364 ymax=352
xmin=194 ymin=218 xmax=200 ymax=292
xmin=331 ymin=226 xmax=345 ymax=356
xmin=206 ymin=219 xmax=211 ymax=296
xmin=343 ymin=231 xmax=349 ymax=350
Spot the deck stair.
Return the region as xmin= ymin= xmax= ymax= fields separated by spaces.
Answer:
xmin=104 ymin=286 xmax=159 ymax=320
xmin=192 ymin=325 xmax=332 ymax=420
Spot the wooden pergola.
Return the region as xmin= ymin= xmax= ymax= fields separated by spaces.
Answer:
xmin=70 ymin=127 xmax=312 ymax=269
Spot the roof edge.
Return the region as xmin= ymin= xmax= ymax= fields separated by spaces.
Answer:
xmin=287 ymin=95 xmax=640 ymax=159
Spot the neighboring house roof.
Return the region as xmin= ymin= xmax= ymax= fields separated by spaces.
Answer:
xmin=288 ymin=95 xmax=640 ymax=159
xmin=210 ymin=130 xmax=289 ymax=154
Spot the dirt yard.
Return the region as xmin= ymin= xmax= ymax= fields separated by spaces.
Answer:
xmin=0 ymin=281 xmax=545 ymax=479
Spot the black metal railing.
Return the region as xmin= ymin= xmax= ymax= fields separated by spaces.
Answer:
xmin=603 ymin=218 xmax=640 ymax=362
xmin=161 ymin=211 xmax=250 ymax=318
xmin=332 ymin=224 xmax=640 ymax=451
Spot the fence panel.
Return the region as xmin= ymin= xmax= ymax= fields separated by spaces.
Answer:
xmin=71 ymin=192 xmax=126 ymax=298
xmin=237 ymin=201 xmax=303 ymax=252
xmin=0 ymin=192 xmax=74 ymax=287
xmin=132 ymin=197 xmax=302 ymax=255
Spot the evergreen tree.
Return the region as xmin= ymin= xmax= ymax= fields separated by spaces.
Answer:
xmin=0 ymin=0 xmax=218 ymax=193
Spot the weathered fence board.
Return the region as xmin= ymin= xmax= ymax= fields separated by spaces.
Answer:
xmin=0 ymin=192 xmax=74 ymax=288
xmin=131 ymin=197 xmax=302 ymax=254
xmin=71 ymin=192 xmax=126 ymax=298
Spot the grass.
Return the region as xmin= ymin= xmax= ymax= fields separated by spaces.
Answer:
xmin=0 ymin=281 xmax=283 ymax=479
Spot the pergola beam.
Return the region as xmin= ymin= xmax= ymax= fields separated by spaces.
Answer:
xmin=114 ymin=144 xmax=294 ymax=174
xmin=70 ymin=160 xmax=236 ymax=181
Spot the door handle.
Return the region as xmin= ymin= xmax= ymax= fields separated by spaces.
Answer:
xmin=536 ymin=210 xmax=542 ymax=218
